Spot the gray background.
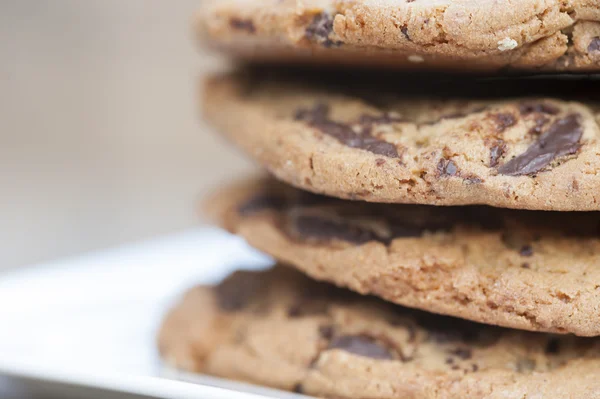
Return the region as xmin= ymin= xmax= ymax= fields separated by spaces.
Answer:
xmin=0 ymin=0 xmax=254 ymax=270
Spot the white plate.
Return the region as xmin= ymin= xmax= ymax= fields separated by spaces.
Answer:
xmin=0 ymin=227 xmax=311 ymax=398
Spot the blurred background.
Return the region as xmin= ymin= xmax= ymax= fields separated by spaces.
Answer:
xmin=0 ymin=0 xmax=254 ymax=269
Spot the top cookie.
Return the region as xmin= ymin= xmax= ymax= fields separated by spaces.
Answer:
xmin=196 ymin=0 xmax=600 ymax=72
xmin=203 ymin=70 xmax=600 ymax=210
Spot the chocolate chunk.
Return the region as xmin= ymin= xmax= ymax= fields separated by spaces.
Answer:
xmin=229 ymin=18 xmax=256 ymax=33
xmin=493 ymin=113 xmax=516 ymax=132
xmin=588 ymin=37 xmax=600 ymax=54
xmin=215 ymin=271 xmax=263 ymax=311
xmin=489 ymin=140 xmax=506 ymax=167
xmin=375 ymin=158 xmax=386 ymax=166
xmin=521 ymin=262 xmax=530 ymax=269
xmin=498 ymin=114 xmax=582 ymax=176
xmin=305 ymin=13 xmax=340 ymax=47
xmin=472 ymin=363 xmax=479 ymax=372
xmin=400 ymin=25 xmax=411 ymax=41
xmin=328 ymin=335 xmax=394 ymax=360
xmin=438 ymin=158 xmax=458 ymax=176
xmin=545 ymin=338 xmax=560 ymax=354
xmin=519 ymin=102 xmax=560 ymax=115
xmin=295 ymin=104 xmax=399 ymax=158
xmin=519 ymin=245 xmax=533 ymax=257
xmin=293 ymin=214 xmax=383 ymax=245
xmin=449 ymin=348 xmax=473 ymax=360
xmin=238 ymin=195 xmax=285 ymax=215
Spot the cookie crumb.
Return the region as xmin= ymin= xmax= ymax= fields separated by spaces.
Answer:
xmin=497 ymin=38 xmax=518 ymax=51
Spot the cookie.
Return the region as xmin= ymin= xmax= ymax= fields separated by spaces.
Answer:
xmin=159 ymin=266 xmax=600 ymax=399
xmin=203 ymin=69 xmax=600 ymax=210
xmin=196 ymin=0 xmax=600 ymax=72
xmin=204 ymin=177 xmax=600 ymax=336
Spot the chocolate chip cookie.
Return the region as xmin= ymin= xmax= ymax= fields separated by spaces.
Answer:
xmin=203 ymin=69 xmax=600 ymax=210
xmin=204 ymin=177 xmax=600 ymax=336
xmin=196 ymin=0 xmax=600 ymax=72
xmin=159 ymin=266 xmax=600 ymax=398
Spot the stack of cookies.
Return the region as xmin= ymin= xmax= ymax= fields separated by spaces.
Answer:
xmin=159 ymin=1 xmax=600 ymax=397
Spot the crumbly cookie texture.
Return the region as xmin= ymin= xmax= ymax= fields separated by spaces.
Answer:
xmin=205 ymin=177 xmax=600 ymax=336
xmin=203 ymin=70 xmax=600 ymax=211
xmin=196 ymin=0 xmax=600 ymax=71
xmin=159 ymin=266 xmax=600 ymax=399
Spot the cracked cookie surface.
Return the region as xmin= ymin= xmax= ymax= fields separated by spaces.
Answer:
xmin=158 ymin=265 xmax=600 ymax=399
xmin=196 ymin=0 xmax=600 ymax=72
xmin=205 ymin=177 xmax=600 ymax=336
xmin=203 ymin=69 xmax=600 ymax=210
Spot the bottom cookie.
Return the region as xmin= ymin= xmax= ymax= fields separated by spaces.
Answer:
xmin=158 ymin=265 xmax=600 ymax=399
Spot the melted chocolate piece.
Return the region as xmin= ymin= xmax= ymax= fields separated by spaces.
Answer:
xmin=215 ymin=271 xmax=263 ymax=311
xmin=438 ymin=158 xmax=459 ymax=176
xmin=305 ymin=13 xmax=340 ymax=47
xmin=519 ymin=102 xmax=560 ymax=115
xmin=493 ymin=113 xmax=516 ymax=132
xmin=295 ymin=104 xmax=399 ymax=158
xmin=400 ymin=25 xmax=411 ymax=41
xmin=328 ymin=335 xmax=395 ymax=360
xmin=588 ymin=37 xmax=600 ymax=54
xmin=238 ymin=195 xmax=285 ymax=215
xmin=293 ymin=214 xmax=384 ymax=244
xmin=489 ymin=141 xmax=506 ymax=167
xmin=498 ymin=114 xmax=582 ymax=176
xmin=229 ymin=18 xmax=256 ymax=33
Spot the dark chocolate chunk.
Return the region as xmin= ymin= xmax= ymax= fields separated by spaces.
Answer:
xmin=238 ymin=195 xmax=285 ymax=215
xmin=545 ymin=338 xmax=560 ymax=354
xmin=328 ymin=335 xmax=395 ymax=360
xmin=498 ymin=114 xmax=582 ymax=176
xmin=305 ymin=13 xmax=340 ymax=47
xmin=229 ymin=18 xmax=256 ymax=33
xmin=519 ymin=102 xmax=560 ymax=115
xmin=588 ymin=37 xmax=600 ymax=53
xmin=215 ymin=271 xmax=263 ymax=311
xmin=519 ymin=245 xmax=533 ymax=257
xmin=400 ymin=25 xmax=411 ymax=41
xmin=295 ymin=104 xmax=399 ymax=158
xmin=493 ymin=113 xmax=516 ymax=132
xmin=438 ymin=158 xmax=458 ymax=176
xmin=293 ymin=214 xmax=383 ymax=245
xmin=489 ymin=140 xmax=506 ymax=167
